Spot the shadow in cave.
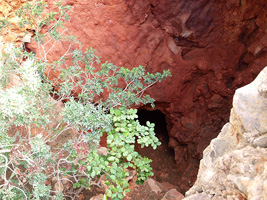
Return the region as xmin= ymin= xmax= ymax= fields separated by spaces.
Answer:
xmin=136 ymin=109 xmax=183 ymax=191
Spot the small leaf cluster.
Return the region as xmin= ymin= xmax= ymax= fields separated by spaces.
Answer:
xmin=107 ymin=108 xmax=160 ymax=184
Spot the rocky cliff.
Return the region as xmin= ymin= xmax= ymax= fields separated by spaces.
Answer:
xmin=184 ymin=67 xmax=267 ymax=200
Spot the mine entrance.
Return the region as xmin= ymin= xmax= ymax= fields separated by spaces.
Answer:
xmin=136 ymin=109 xmax=182 ymax=190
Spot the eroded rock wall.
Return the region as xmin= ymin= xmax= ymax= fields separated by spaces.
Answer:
xmin=184 ymin=67 xmax=267 ymax=200
xmin=26 ymin=0 xmax=267 ymax=191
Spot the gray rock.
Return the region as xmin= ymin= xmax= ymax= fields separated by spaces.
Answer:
xmin=243 ymin=130 xmax=260 ymax=144
xmin=161 ymin=189 xmax=184 ymax=200
xmin=228 ymin=175 xmax=250 ymax=195
xmin=253 ymin=134 xmax=267 ymax=148
xmin=232 ymin=67 xmax=267 ymax=134
xmin=146 ymin=178 xmax=162 ymax=194
xmin=203 ymin=138 xmax=231 ymax=168
xmin=184 ymin=193 xmax=209 ymax=200
xmin=258 ymin=79 xmax=267 ymax=98
xmin=211 ymin=139 xmax=229 ymax=157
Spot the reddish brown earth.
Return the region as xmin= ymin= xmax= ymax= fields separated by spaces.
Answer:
xmin=27 ymin=0 xmax=267 ymax=192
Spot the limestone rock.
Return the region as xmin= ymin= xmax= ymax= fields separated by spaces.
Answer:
xmin=184 ymin=193 xmax=209 ymax=200
xmin=146 ymin=178 xmax=163 ymax=194
xmin=258 ymin=79 xmax=267 ymax=98
xmin=232 ymin=67 xmax=267 ymax=134
xmin=185 ymin=67 xmax=267 ymax=200
xmin=161 ymin=189 xmax=184 ymax=200
xmin=253 ymin=134 xmax=267 ymax=148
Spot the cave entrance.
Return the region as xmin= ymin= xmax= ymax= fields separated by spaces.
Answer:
xmin=136 ymin=109 xmax=182 ymax=190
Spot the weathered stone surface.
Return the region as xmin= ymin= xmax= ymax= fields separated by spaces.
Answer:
xmin=232 ymin=67 xmax=267 ymax=134
xmin=161 ymin=189 xmax=184 ymax=200
xmin=258 ymin=79 xmax=267 ymax=98
xmin=185 ymin=67 xmax=267 ymax=200
xmin=26 ymin=0 xmax=267 ymax=191
xmin=183 ymin=193 xmax=209 ymax=200
xmin=253 ymin=134 xmax=267 ymax=148
xmin=146 ymin=178 xmax=163 ymax=194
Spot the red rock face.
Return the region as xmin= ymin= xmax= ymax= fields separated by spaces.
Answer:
xmin=28 ymin=0 xmax=267 ymax=191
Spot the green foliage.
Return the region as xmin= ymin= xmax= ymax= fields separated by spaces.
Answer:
xmin=64 ymin=108 xmax=161 ymax=198
xmin=0 ymin=17 xmax=11 ymax=33
xmin=0 ymin=1 xmax=171 ymax=199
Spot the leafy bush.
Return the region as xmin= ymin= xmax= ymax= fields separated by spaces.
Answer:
xmin=0 ymin=1 xmax=171 ymax=199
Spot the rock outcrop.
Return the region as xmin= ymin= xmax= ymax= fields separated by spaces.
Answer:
xmin=0 ymin=0 xmax=33 ymax=45
xmin=184 ymin=67 xmax=267 ymax=200
xmin=24 ymin=0 xmax=267 ymax=191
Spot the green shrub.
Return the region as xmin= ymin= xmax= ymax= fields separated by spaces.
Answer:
xmin=0 ymin=1 xmax=171 ymax=199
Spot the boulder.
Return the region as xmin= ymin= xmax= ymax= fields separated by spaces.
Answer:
xmin=232 ymin=67 xmax=267 ymax=134
xmin=185 ymin=67 xmax=267 ymax=200
xmin=161 ymin=189 xmax=184 ymax=200
xmin=145 ymin=178 xmax=163 ymax=194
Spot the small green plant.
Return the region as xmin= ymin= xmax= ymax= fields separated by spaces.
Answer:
xmin=0 ymin=1 xmax=171 ymax=199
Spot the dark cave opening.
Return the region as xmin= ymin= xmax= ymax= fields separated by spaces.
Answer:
xmin=136 ymin=109 xmax=183 ymax=191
